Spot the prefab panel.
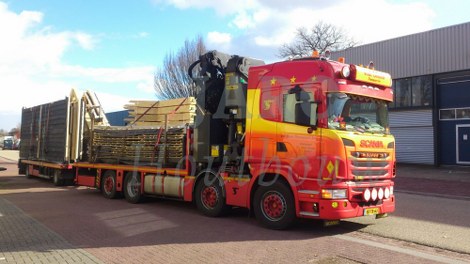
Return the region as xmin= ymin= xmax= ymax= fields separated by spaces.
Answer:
xmin=19 ymin=98 xmax=70 ymax=163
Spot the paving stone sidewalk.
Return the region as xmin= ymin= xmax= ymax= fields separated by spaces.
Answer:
xmin=0 ymin=197 xmax=102 ymax=264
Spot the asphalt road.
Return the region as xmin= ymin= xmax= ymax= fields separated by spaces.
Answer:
xmin=1 ymin=153 xmax=470 ymax=263
xmin=343 ymin=193 xmax=470 ymax=253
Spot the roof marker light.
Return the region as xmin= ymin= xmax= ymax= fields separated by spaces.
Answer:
xmin=312 ymin=50 xmax=320 ymax=58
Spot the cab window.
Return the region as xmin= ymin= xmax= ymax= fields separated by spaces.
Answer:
xmin=282 ymin=85 xmax=317 ymax=126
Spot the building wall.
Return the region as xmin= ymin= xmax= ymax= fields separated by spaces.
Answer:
xmin=435 ymin=71 xmax=470 ymax=165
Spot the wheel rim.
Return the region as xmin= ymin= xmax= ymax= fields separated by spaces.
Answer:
xmin=127 ymin=176 xmax=139 ymax=197
xmin=261 ymin=191 xmax=287 ymax=221
xmin=104 ymin=176 xmax=114 ymax=194
xmin=201 ymin=186 xmax=218 ymax=209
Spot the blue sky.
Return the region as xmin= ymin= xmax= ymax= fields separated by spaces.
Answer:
xmin=1 ymin=0 xmax=470 ymax=131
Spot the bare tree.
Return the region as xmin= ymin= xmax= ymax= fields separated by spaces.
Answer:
xmin=279 ymin=21 xmax=358 ymax=58
xmin=154 ymin=35 xmax=206 ymax=99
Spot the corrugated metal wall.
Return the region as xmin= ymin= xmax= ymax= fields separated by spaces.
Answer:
xmin=332 ymin=22 xmax=470 ymax=79
xmin=389 ymin=110 xmax=434 ymax=164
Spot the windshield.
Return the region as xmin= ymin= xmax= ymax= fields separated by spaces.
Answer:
xmin=327 ymin=92 xmax=389 ymax=134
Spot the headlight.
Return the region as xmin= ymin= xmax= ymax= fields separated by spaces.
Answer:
xmin=322 ymin=189 xmax=347 ymax=199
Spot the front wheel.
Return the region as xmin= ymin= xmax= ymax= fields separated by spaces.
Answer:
xmin=195 ymin=171 xmax=229 ymax=217
xmin=123 ymin=171 xmax=143 ymax=204
xmin=101 ymin=170 xmax=118 ymax=199
xmin=253 ymin=181 xmax=296 ymax=230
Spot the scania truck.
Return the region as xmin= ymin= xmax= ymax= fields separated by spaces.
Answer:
xmin=19 ymin=51 xmax=395 ymax=229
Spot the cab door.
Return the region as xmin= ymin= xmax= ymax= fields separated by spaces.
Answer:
xmin=276 ymin=84 xmax=321 ymax=180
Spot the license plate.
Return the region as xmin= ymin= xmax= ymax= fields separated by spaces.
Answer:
xmin=364 ymin=208 xmax=380 ymax=216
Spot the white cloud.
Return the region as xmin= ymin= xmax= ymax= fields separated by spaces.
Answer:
xmin=231 ymin=10 xmax=254 ymax=29
xmin=151 ymin=0 xmax=258 ymax=16
xmin=316 ymin=0 xmax=436 ymax=44
xmin=138 ymin=31 xmax=149 ymax=38
xmin=159 ymin=0 xmax=435 ymax=61
xmin=207 ymin=31 xmax=232 ymax=45
xmin=53 ymin=65 xmax=155 ymax=83
xmin=0 ymin=2 xmax=156 ymax=130
xmin=92 ymin=91 xmax=135 ymax=112
xmin=207 ymin=31 xmax=234 ymax=52
xmin=74 ymin=32 xmax=96 ymax=50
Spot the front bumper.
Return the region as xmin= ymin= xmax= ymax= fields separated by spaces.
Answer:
xmin=298 ymin=196 xmax=395 ymax=220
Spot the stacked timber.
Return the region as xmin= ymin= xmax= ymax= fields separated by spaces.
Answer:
xmin=124 ymin=97 xmax=197 ymax=127
xmin=91 ymin=126 xmax=186 ymax=165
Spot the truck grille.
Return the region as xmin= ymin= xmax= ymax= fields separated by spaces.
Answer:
xmin=351 ymin=161 xmax=388 ymax=167
xmin=349 ymin=158 xmax=390 ymax=179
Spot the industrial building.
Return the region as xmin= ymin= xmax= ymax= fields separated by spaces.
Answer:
xmin=333 ymin=22 xmax=470 ymax=166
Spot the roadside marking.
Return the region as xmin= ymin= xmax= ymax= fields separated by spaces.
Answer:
xmin=335 ymin=234 xmax=468 ymax=264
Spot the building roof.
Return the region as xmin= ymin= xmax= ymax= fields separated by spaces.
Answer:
xmin=332 ymin=22 xmax=470 ymax=79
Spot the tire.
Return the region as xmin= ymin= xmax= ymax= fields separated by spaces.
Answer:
xmin=53 ymin=170 xmax=64 ymax=186
xmin=253 ymin=181 xmax=296 ymax=230
xmin=101 ymin=170 xmax=118 ymax=199
xmin=123 ymin=171 xmax=143 ymax=204
xmin=195 ymin=170 xmax=229 ymax=217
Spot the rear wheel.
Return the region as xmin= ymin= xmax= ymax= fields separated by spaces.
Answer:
xmin=253 ymin=181 xmax=296 ymax=230
xmin=101 ymin=170 xmax=117 ymax=199
xmin=195 ymin=170 xmax=229 ymax=217
xmin=123 ymin=171 xmax=143 ymax=203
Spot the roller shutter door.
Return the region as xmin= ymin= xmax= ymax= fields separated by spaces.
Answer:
xmin=389 ymin=110 xmax=434 ymax=164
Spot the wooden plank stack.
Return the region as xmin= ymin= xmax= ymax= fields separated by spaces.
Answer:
xmin=91 ymin=126 xmax=186 ymax=165
xmin=124 ymin=97 xmax=197 ymax=127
